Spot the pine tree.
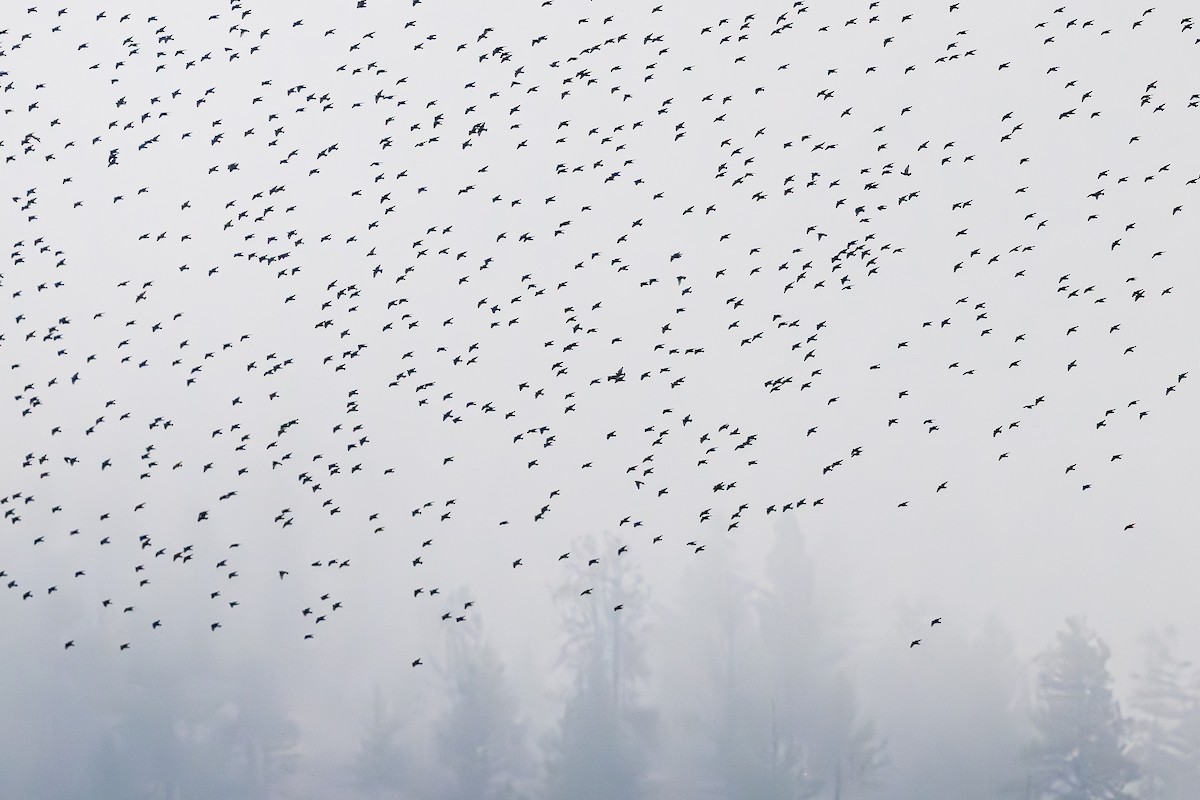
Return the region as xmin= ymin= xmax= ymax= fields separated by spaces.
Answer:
xmin=353 ymin=688 xmax=409 ymax=798
xmin=651 ymin=538 xmax=765 ymax=799
xmin=1129 ymin=628 xmax=1200 ymax=799
xmin=755 ymin=515 xmax=884 ymax=799
xmin=544 ymin=531 xmax=654 ymax=800
xmin=871 ymin=615 xmax=1029 ymax=800
xmin=1024 ymin=617 xmax=1138 ymax=800
xmin=431 ymin=615 xmax=533 ymax=800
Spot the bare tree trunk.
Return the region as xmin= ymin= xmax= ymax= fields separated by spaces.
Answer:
xmin=613 ymin=610 xmax=621 ymax=708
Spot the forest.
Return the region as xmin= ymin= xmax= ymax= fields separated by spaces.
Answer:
xmin=4 ymin=516 xmax=1196 ymax=800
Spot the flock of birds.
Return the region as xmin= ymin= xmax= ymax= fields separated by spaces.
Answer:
xmin=2 ymin=0 xmax=1197 ymax=665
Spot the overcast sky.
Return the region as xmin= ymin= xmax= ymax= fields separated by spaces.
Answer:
xmin=2 ymin=0 xmax=1199 ymax=795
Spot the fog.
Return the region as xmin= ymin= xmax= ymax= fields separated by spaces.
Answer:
xmin=2 ymin=0 xmax=1199 ymax=797
xmin=7 ymin=515 xmax=1197 ymax=798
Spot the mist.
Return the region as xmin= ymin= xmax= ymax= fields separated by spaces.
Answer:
xmin=3 ymin=0 xmax=1200 ymax=797
xmin=5 ymin=517 xmax=1196 ymax=798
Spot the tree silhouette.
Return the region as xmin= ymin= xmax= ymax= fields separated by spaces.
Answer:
xmin=651 ymin=536 xmax=765 ymax=798
xmin=353 ymin=688 xmax=410 ymax=799
xmin=543 ymin=531 xmax=655 ymax=800
xmin=755 ymin=515 xmax=884 ymax=799
xmin=873 ymin=615 xmax=1030 ymax=800
xmin=429 ymin=613 xmax=534 ymax=800
xmin=654 ymin=516 xmax=884 ymax=799
xmin=73 ymin=651 xmax=302 ymax=799
xmin=1129 ymin=628 xmax=1200 ymax=800
xmin=1024 ymin=617 xmax=1138 ymax=800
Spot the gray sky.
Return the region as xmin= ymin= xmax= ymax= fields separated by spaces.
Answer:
xmin=2 ymin=0 xmax=1199 ymax=794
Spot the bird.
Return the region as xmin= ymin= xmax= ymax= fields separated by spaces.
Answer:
xmin=910 ymin=639 xmax=921 ymax=648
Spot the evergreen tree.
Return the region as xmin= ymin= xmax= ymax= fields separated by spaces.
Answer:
xmin=755 ymin=515 xmax=884 ymax=799
xmin=870 ymin=615 xmax=1029 ymax=800
xmin=651 ymin=539 xmax=765 ymax=799
xmin=80 ymin=650 xmax=301 ymax=800
xmin=353 ymin=688 xmax=410 ymax=798
xmin=1129 ymin=628 xmax=1200 ymax=800
xmin=543 ymin=531 xmax=655 ymax=800
xmin=430 ymin=615 xmax=534 ymax=800
xmin=1024 ymin=617 xmax=1138 ymax=800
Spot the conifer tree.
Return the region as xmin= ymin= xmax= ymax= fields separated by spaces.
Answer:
xmin=1024 ymin=617 xmax=1138 ymax=800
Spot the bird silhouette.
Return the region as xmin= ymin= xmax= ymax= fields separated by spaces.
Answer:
xmin=0 ymin=0 xmax=1189 ymax=675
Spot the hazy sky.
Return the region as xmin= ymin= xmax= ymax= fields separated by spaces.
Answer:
xmin=2 ymin=0 xmax=1199 ymax=794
